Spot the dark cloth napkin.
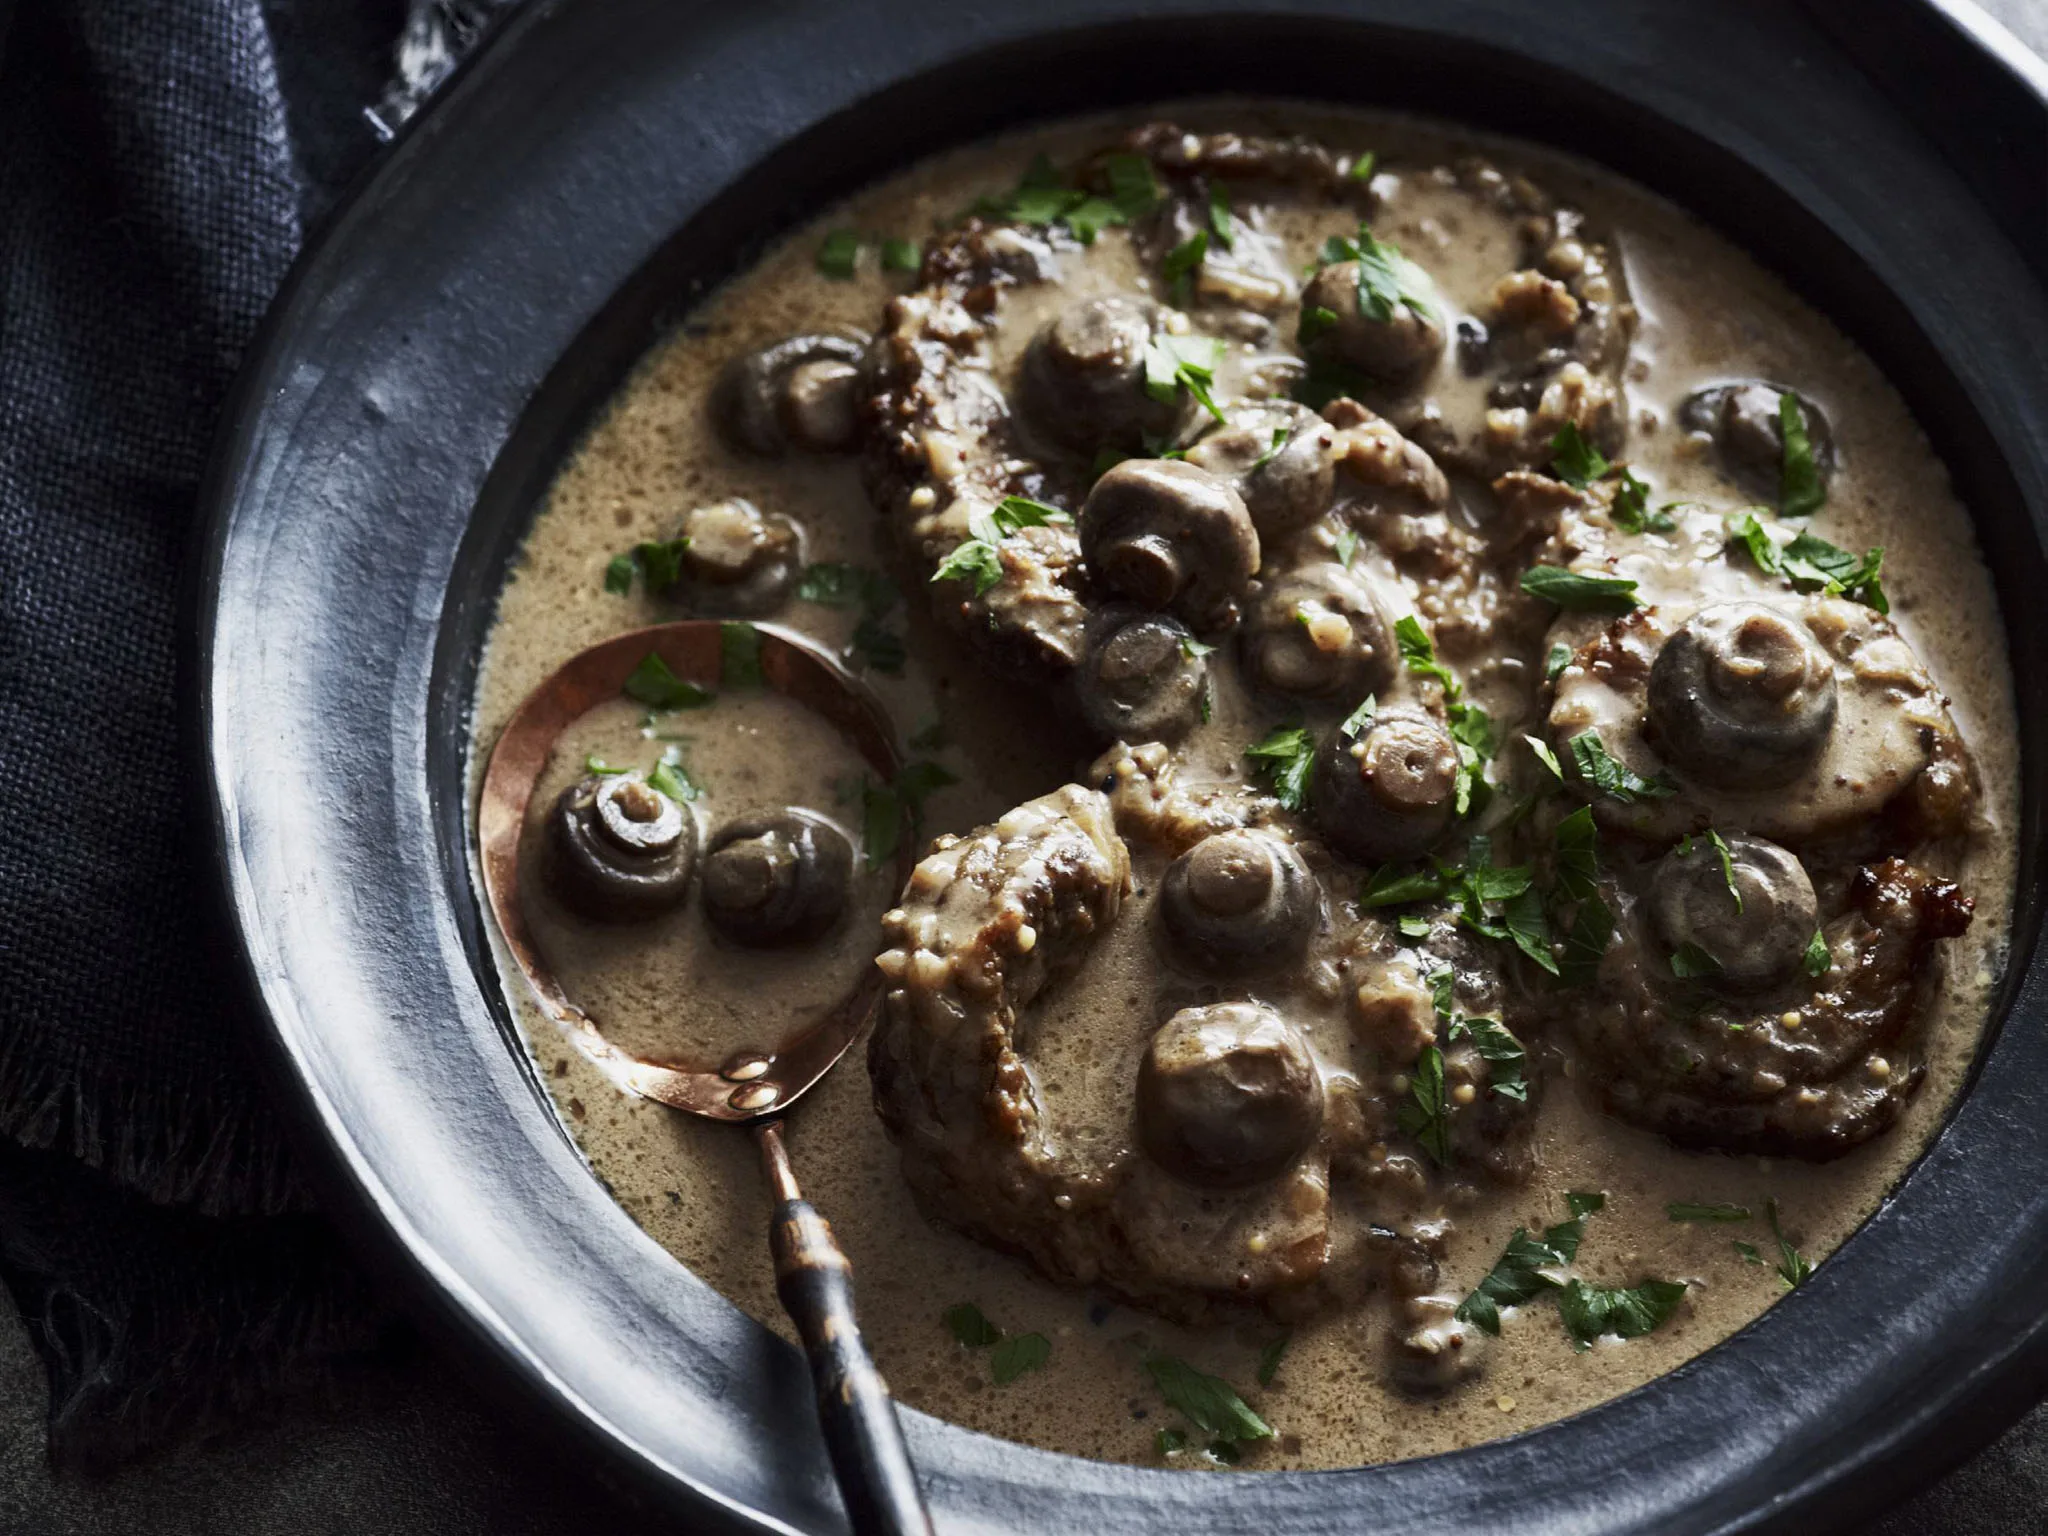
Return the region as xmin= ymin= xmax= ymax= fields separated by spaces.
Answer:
xmin=0 ymin=0 xmax=508 ymax=1470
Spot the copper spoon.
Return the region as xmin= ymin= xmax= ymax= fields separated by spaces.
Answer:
xmin=478 ymin=620 xmax=935 ymax=1536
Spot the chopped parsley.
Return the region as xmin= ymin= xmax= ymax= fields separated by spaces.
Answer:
xmin=1348 ymin=150 xmax=1378 ymax=182
xmin=1206 ymin=182 xmax=1236 ymax=250
xmin=1568 ymin=732 xmax=1677 ymax=803
xmin=1558 ymin=895 xmax=1614 ymax=988
xmin=991 ymin=1332 xmax=1052 ymax=1384
xmin=1803 ymin=928 xmax=1832 ymax=978
xmin=1297 ymin=304 xmax=1339 ymax=345
xmin=1255 ymin=1333 xmax=1290 ymax=1387
xmin=1668 ymin=941 xmax=1722 ymax=980
xmin=1553 ymin=806 xmax=1599 ymax=901
xmin=880 ymin=236 xmax=922 ymax=273
xmin=1779 ymin=392 xmax=1826 ymax=518
xmin=1143 ymin=1354 xmax=1272 ymax=1452
xmin=795 ymin=561 xmax=895 ymax=612
xmin=1429 ymin=967 xmax=1528 ymax=1102
xmin=1456 ymin=1191 xmax=1604 ymax=1334
xmin=1726 ymin=511 xmax=1887 ymax=613
xmin=1162 ymin=230 xmax=1209 ymax=305
xmin=1519 ymin=564 xmax=1640 ymax=613
xmin=968 ymin=151 xmax=1156 ymax=245
xmin=931 ymin=497 xmax=1073 ymax=598
xmin=584 ymin=755 xmax=627 ymax=775
xmin=719 ymin=620 xmax=763 ymax=688
xmin=1767 ymin=1198 xmax=1813 ymax=1288
xmin=1609 ymin=468 xmax=1674 ymax=534
xmin=1705 ymin=828 xmax=1743 ymax=912
xmin=1548 ymin=423 xmax=1609 ymax=488
xmin=1397 ymin=913 xmax=1433 ymax=939
xmin=1544 ymin=642 xmax=1573 ymax=684
xmin=858 ymin=758 xmax=959 ymax=868
xmin=1245 ymin=724 xmax=1316 ymax=810
xmin=1397 ymin=1045 xmax=1453 ymax=1165
xmin=1103 ymin=153 xmax=1163 ymax=219
xmin=944 ymin=1302 xmax=1002 ymax=1347
xmin=1143 ymin=332 xmax=1227 ymax=423
xmin=1360 ymin=864 xmax=1449 ymax=908
xmin=649 ymin=745 xmax=701 ymax=803
xmin=1735 ymin=1240 xmax=1766 ymax=1267
xmin=1332 ymin=525 xmax=1359 ymax=567
xmin=1250 ymin=425 xmax=1291 ymax=472
xmin=1392 ymin=615 xmax=1492 ymax=814
xmin=1155 ymin=1428 xmax=1188 ymax=1457
xmin=1558 ymin=1278 xmax=1688 ymax=1351
xmin=603 ymin=537 xmax=690 ymax=597
xmin=931 ymin=539 xmax=1004 ymax=596
xmin=621 ymin=652 xmax=713 ymax=710
xmin=1527 ymin=734 xmax=1565 ymax=784
xmin=1667 ymin=1202 xmax=1752 ymax=1223
xmin=815 ymin=229 xmax=861 ymax=279
xmin=1316 ymin=223 xmax=1437 ymax=326
xmin=851 ymin=615 xmax=907 ymax=675
xmin=1339 ymin=694 xmax=1378 ymax=740
xmin=603 ymin=552 xmax=635 ymax=595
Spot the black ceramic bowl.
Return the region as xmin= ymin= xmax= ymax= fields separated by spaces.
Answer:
xmin=195 ymin=2 xmax=2048 ymax=1531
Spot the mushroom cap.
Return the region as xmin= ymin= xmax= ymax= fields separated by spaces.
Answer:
xmin=1018 ymin=295 xmax=1187 ymax=455
xmin=710 ymin=331 xmax=869 ymax=456
xmin=1182 ymin=401 xmax=1337 ymax=539
xmin=700 ymin=810 xmax=854 ymax=947
xmin=1136 ymin=1002 xmax=1324 ymax=1188
xmin=674 ymin=498 xmax=802 ymax=614
xmin=1073 ymin=610 xmax=1208 ymax=744
xmin=547 ymin=773 xmax=698 ymax=922
xmin=1650 ymin=833 xmax=1818 ymax=992
xmin=1158 ymin=829 xmax=1322 ymax=972
xmin=1080 ymin=458 xmax=1259 ymax=632
xmin=1242 ymin=561 xmax=1396 ymax=701
xmin=1310 ymin=711 xmax=1460 ymax=863
xmin=1300 ymin=260 xmax=1446 ymax=382
xmin=1647 ymin=602 xmax=1838 ymax=789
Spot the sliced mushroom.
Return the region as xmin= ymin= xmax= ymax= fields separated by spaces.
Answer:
xmin=547 ymin=772 xmax=697 ymax=922
xmin=1158 ymin=829 xmax=1322 ymax=973
xmin=1080 ymin=459 xmax=1259 ymax=632
xmin=1019 ymin=295 xmax=1187 ymax=454
xmin=673 ymin=498 xmax=801 ymax=614
xmin=1299 ymin=261 xmax=1445 ymax=383
xmin=1650 ymin=834 xmax=1818 ymax=992
xmin=1182 ymin=401 xmax=1337 ymax=540
xmin=1678 ymin=382 xmax=1835 ymax=494
xmin=1311 ymin=711 xmax=1459 ymax=863
xmin=1073 ymin=610 xmax=1208 ymax=744
xmin=700 ymin=810 xmax=854 ymax=946
xmin=711 ymin=331 xmax=869 ymax=455
xmin=1241 ymin=562 xmax=1395 ymax=701
xmin=1136 ymin=1002 xmax=1324 ymax=1188
xmin=1647 ymin=603 xmax=1838 ymax=789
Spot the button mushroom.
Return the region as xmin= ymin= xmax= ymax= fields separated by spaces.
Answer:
xmin=700 ymin=810 xmax=855 ymax=946
xmin=1018 ymin=295 xmax=1187 ymax=455
xmin=1136 ymin=1002 xmax=1324 ymax=1188
xmin=1649 ymin=833 xmax=1818 ymax=991
xmin=547 ymin=772 xmax=698 ymax=922
xmin=673 ymin=497 xmax=801 ymax=614
xmin=1158 ymin=829 xmax=1322 ymax=973
xmin=1387 ymin=1293 xmax=1488 ymax=1394
xmin=1182 ymin=401 xmax=1337 ymax=540
xmin=1080 ymin=459 xmax=1259 ymax=632
xmin=710 ymin=331 xmax=869 ymax=455
xmin=1241 ymin=562 xmax=1396 ymax=701
xmin=1299 ymin=261 xmax=1445 ymax=383
xmin=1647 ymin=603 xmax=1838 ymax=788
xmin=1678 ymin=382 xmax=1834 ymax=495
xmin=1311 ymin=711 xmax=1460 ymax=863
xmin=1073 ymin=610 xmax=1208 ymax=744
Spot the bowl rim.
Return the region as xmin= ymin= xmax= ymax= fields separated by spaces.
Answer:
xmin=192 ymin=2 xmax=2048 ymax=1532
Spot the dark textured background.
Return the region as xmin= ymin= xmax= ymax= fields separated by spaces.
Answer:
xmin=0 ymin=0 xmax=2042 ymax=1529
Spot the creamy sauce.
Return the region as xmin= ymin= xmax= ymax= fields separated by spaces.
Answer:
xmin=469 ymin=104 xmax=2017 ymax=1470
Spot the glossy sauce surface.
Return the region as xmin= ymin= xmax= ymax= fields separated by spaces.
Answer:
xmin=471 ymin=104 xmax=2017 ymax=1469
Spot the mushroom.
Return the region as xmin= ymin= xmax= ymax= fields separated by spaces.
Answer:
xmin=1299 ymin=261 xmax=1445 ymax=383
xmin=673 ymin=497 xmax=802 ymax=614
xmin=1073 ymin=609 xmax=1209 ymax=745
xmin=1018 ymin=295 xmax=1187 ymax=455
xmin=1386 ymin=1293 xmax=1488 ymax=1393
xmin=1241 ymin=561 xmax=1396 ymax=701
xmin=1310 ymin=711 xmax=1460 ymax=863
xmin=700 ymin=810 xmax=854 ymax=947
xmin=1646 ymin=602 xmax=1838 ymax=789
xmin=1678 ymin=382 xmax=1835 ymax=494
xmin=710 ymin=331 xmax=869 ymax=455
xmin=1649 ymin=833 xmax=1818 ymax=992
xmin=1135 ymin=1002 xmax=1324 ymax=1188
xmin=1158 ymin=830 xmax=1322 ymax=973
xmin=1182 ymin=401 xmax=1337 ymax=539
xmin=1079 ymin=459 xmax=1259 ymax=632
xmin=547 ymin=772 xmax=698 ymax=922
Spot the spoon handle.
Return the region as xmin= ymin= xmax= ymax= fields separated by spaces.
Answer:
xmin=759 ymin=1120 xmax=936 ymax=1536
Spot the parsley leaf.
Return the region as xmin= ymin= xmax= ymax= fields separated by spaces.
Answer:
xmin=1568 ymin=732 xmax=1677 ymax=803
xmin=1391 ymin=616 xmax=1493 ymax=812
xmin=648 ymin=746 xmax=701 ymax=803
xmin=1397 ymin=1045 xmax=1453 ymax=1165
xmin=1103 ymin=152 xmax=1163 ymax=219
xmin=945 ymin=1302 xmax=1002 ymax=1346
xmin=584 ymin=755 xmax=627 ymax=775
xmin=1429 ymin=969 xmax=1526 ymax=1099
xmin=1767 ymin=1198 xmax=1813 ymax=1289
xmin=1339 ymin=694 xmax=1378 ymax=740
xmin=851 ymin=615 xmax=907 ymax=675
xmin=1143 ymin=1355 xmax=1272 ymax=1446
xmin=1251 ymin=425 xmax=1291 ymax=472
xmin=1558 ymin=1278 xmax=1688 ymax=1351
xmin=1735 ymin=1240 xmax=1766 ymax=1267
xmin=991 ymin=1332 xmax=1052 ymax=1384
xmin=1456 ymin=1191 xmax=1604 ymax=1334
xmin=1527 ymin=734 xmax=1564 ymax=784
xmin=1332 ymin=525 xmax=1359 ymax=567
xmin=1163 ymin=230 xmax=1209 ymax=304
xmin=1558 ymin=895 xmax=1614 ymax=988
xmin=981 ymin=495 xmax=1071 ymax=537
xmin=1667 ymin=1202 xmax=1752 ymax=1223
xmin=1705 ymin=828 xmax=1744 ymax=912
xmin=1553 ymin=805 xmax=1599 ymax=901
xmin=1255 ymin=1333 xmax=1289 ymax=1387
xmin=719 ymin=621 xmax=763 ymax=688
xmin=1394 ymin=614 xmax=1454 ymax=691
xmin=1609 ymin=468 xmax=1674 ymax=534
xmin=816 ymin=230 xmax=861 ymax=279
xmin=1548 ymin=423 xmax=1609 ymax=488
xmin=603 ymin=552 xmax=636 ymax=595
xmin=1545 ymin=642 xmax=1573 ymax=684
xmin=1245 ymin=724 xmax=1316 ymax=810
xmin=1361 ymin=864 xmax=1448 ymax=907
xmin=1726 ymin=512 xmax=1887 ymax=612
xmin=931 ymin=539 xmax=1004 ymax=596
xmin=1348 ymin=150 xmax=1378 ymax=182
xmin=1520 ymin=565 xmax=1640 ymax=613
xmin=622 ymin=652 xmax=713 ymax=710
xmin=1803 ymin=928 xmax=1831 ymax=978
xmin=1205 ymin=182 xmax=1237 ymax=250
xmin=1669 ymin=942 xmax=1722 ymax=980
xmin=1297 ymin=304 xmax=1340 ymax=345
xmin=796 ymin=562 xmax=897 ymax=615
xmin=880 ymin=236 xmax=922 ymax=273
xmin=1143 ymin=332 xmax=1227 ymax=423
xmin=857 ymin=758 xmax=960 ymax=869
xmin=1779 ymin=392 xmax=1825 ymax=518
xmin=1315 ymin=224 xmax=1436 ymax=325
